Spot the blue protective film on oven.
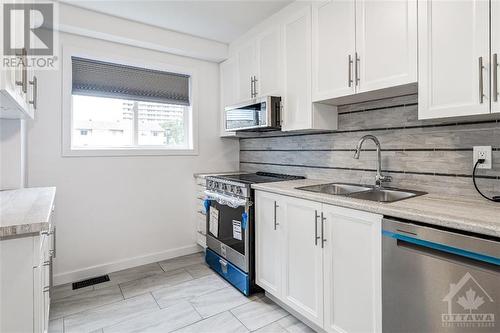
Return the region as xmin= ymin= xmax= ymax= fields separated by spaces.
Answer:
xmin=204 ymin=199 xmax=211 ymax=212
xmin=241 ymin=212 xmax=248 ymax=230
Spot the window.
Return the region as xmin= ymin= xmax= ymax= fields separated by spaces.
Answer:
xmin=69 ymin=56 xmax=193 ymax=153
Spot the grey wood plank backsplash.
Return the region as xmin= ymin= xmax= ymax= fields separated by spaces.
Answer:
xmin=239 ymin=94 xmax=500 ymax=199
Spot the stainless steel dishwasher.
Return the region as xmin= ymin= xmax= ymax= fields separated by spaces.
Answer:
xmin=382 ymin=218 xmax=500 ymax=333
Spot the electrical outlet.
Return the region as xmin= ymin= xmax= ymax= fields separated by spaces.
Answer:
xmin=473 ymin=146 xmax=492 ymax=169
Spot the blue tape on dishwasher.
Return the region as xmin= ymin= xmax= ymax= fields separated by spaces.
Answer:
xmin=241 ymin=212 xmax=248 ymax=229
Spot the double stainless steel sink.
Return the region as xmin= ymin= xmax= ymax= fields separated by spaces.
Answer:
xmin=296 ymin=183 xmax=426 ymax=203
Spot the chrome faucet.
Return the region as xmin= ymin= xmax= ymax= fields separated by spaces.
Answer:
xmin=353 ymin=135 xmax=392 ymax=188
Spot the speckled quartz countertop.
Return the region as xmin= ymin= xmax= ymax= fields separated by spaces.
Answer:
xmin=0 ymin=187 xmax=56 ymax=239
xmin=252 ymin=179 xmax=500 ymax=238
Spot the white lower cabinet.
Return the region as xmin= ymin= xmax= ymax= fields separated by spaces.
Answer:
xmin=282 ymin=196 xmax=324 ymax=326
xmin=255 ymin=191 xmax=382 ymax=333
xmin=255 ymin=191 xmax=282 ymax=297
xmin=322 ymin=205 xmax=382 ymax=333
xmin=1 ymin=230 xmax=54 ymax=333
xmin=194 ymin=175 xmax=208 ymax=248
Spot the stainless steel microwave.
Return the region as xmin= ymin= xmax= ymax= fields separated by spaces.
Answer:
xmin=224 ymin=96 xmax=281 ymax=132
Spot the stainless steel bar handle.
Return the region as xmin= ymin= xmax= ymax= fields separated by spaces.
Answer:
xmin=49 ymin=256 xmax=53 ymax=289
xmin=314 ymin=210 xmax=320 ymax=245
xmin=29 ymin=76 xmax=37 ymax=110
xmin=348 ymin=55 xmax=353 ymax=87
xmin=15 ymin=48 xmax=27 ymax=93
xmin=253 ymin=76 xmax=258 ymax=97
xmin=321 ymin=212 xmax=326 ymax=248
xmin=250 ymin=77 xmax=254 ymax=98
xmin=479 ymin=57 xmax=485 ymax=103
xmin=355 ymin=52 xmax=360 ymax=86
xmin=494 ymin=53 xmax=498 ymax=103
xmin=52 ymin=226 xmax=56 ymax=258
xmin=273 ymin=201 xmax=279 ymax=230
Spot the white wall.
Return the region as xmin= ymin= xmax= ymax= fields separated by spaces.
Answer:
xmin=0 ymin=119 xmax=26 ymax=190
xmin=26 ymin=32 xmax=239 ymax=284
xmin=57 ymin=2 xmax=228 ymax=63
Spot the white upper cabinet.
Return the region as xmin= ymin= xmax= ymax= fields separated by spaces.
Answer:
xmin=236 ymin=41 xmax=257 ymax=102
xmin=220 ymin=3 xmax=338 ymax=134
xmin=282 ymin=4 xmax=338 ymax=132
xmin=312 ymin=0 xmax=356 ymax=101
xmin=418 ymin=0 xmax=490 ymax=119
xmin=220 ymin=57 xmax=238 ymax=108
xmin=219 ymin=57 xmax=238 ymax=137
xmin=0 ymin=3 xmax=36 ymax=120
xmin=492 ymin=0 xmax=500 ymax=114
xmin=282 ymin=5 xmax=313 ymax=131
xmin=282 ymin=196 xmax=324 ymax=327
xmin=219 ymin=25 xmax=283 ymax=137
xmin=322 ymin=205 xmax=382 ymax=333
xmin=312 ymin=0 xmax=417 ymax=103
xmin=312 ymin=0 xmax=356 ymax=102
xmin=256 ymin=27 xmax=282 ymax=97
xmin=355 ymin=0 xmax=417 ymax=93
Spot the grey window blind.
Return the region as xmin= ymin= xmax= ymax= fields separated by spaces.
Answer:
xmin=72 ymin=57 xmax=190 ymax=106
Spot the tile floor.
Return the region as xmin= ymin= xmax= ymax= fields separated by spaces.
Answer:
xmin=49 ymin=252 xmax=315 ymax=333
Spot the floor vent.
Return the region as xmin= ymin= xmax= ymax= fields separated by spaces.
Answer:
xmin=72 ymin=275 xmax=110 ymax=290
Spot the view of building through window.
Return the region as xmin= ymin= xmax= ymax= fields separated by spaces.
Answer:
xmin=71 ymin=95 xmax=189 ymax=149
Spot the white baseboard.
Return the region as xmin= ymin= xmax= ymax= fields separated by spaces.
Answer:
xmin=265 ymin=292 xmax=324 ymax=333
xmin=53 ymin=244 xmax=203 ymax=286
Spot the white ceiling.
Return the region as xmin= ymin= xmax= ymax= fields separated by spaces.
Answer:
xmin=60 ymin=0 xmax=292 ymax=44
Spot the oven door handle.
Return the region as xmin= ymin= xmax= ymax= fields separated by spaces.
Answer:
xmin=204 ymin=190 xmax=250 ymax=208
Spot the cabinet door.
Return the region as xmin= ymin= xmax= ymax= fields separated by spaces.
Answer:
xmin=237 ymin=42 xmax=257 ymax=102
xmin=282 ymin=196 xmax=323 ymax=326
xmin=312 ymin=0 xmax=356 ymax=101
xmin=282 ymin=6 xmax=313 ymax=131
xmin=256 ymin=26 xmax=282 ymax=97
xmin=38 ymin=234 xmax=50 ymax=333
xmin=418 ymin=0 xmax=490 ymax=119
xmin=322 ymin=205 xmax=382 ymax=333
xmin=219 ymin=58 xmax=238 ymax=137
xmin=355 ymin=0 xmax=417 ymax=93
xmin=492 ymin=0 xmax=500 ymax=114
xmin=255 ymin=191 xmax=283 ymax=297
xmin=220 ymin=57 xmax=238 ymax=108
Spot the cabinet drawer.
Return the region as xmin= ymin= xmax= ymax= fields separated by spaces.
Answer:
xmin=197 ymin=213 xmax=207 ymax=235
xmin=196 ymin=186 xmax=206 ymax=200
xmin=197 ymin=198 xmax=207 ymax=214
xmin=195 ymin=177 xmax=206 ymax=186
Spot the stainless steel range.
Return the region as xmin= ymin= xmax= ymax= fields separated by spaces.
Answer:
xmin=203 ymin=172 xmax=304 ymax=295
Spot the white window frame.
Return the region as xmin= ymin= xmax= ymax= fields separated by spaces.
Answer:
xmin=62 ymin=44 xmax=199 ymax=157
